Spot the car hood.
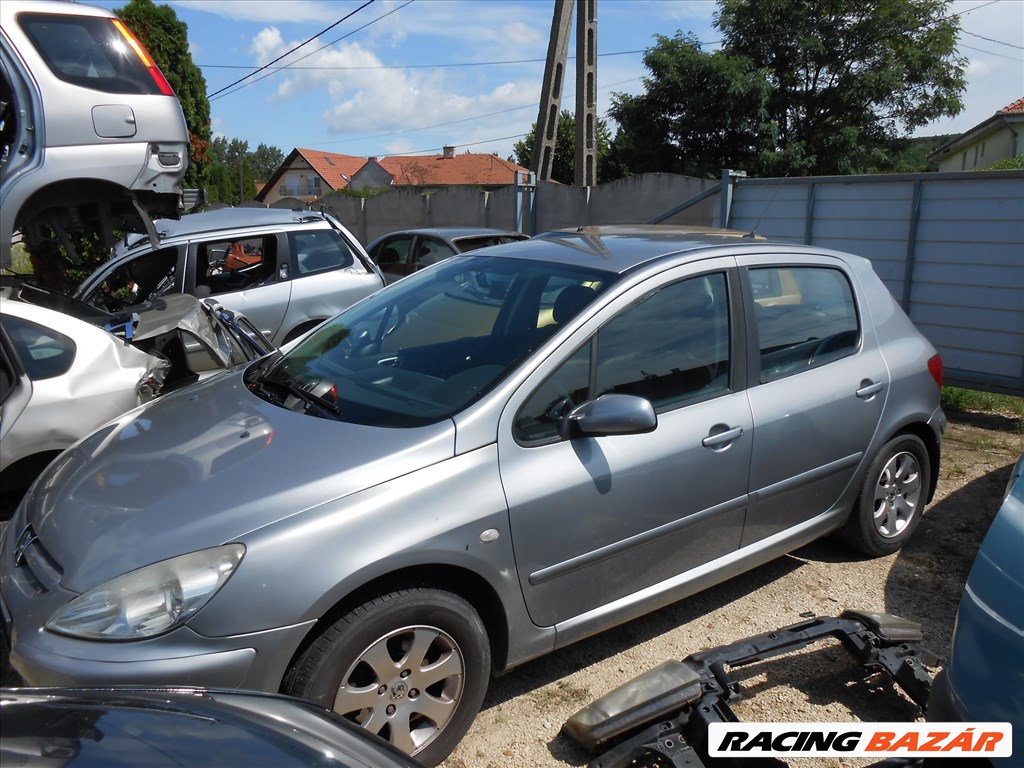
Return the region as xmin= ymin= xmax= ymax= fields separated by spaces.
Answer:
xmin=26 ymin=370 xmax=455 ymax=593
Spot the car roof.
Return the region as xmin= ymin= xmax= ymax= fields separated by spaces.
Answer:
xmin=369 ymin=227 xmax=525 ymax=244
xmin=121 ymin=207 xmax=334 ymax=250
xmin=487 ymin=225 xmax=779 ymax=275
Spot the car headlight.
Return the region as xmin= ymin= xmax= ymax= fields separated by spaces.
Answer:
xmin=46 ymin=544 xmax=245 ymax=640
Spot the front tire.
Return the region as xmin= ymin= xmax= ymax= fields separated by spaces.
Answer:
xmin=284 ymin=587 xmax=490 ymax=766
xmin=843 ymin=434 xmax=930 ymax=557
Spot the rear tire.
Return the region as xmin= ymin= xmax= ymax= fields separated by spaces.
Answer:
xmin=843 ymin=434 xmax=930 ymax=557
xmin=284 ymin=587 xmax=490 ymax=766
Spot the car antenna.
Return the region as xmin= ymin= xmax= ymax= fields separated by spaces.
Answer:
xmin=746 ymin=171 xmax=790 ymax=238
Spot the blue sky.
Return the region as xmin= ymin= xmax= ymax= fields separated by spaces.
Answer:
xmin=99 ymin=0 xmax=1024 ymax=160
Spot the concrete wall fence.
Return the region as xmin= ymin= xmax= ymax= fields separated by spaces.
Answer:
xmin=268 ymin=168 xmax=1023 ymax=395
xmin=720 ymin=171 xmax=1023 ymax=395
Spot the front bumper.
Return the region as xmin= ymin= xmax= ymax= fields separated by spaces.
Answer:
xmin=1 ymin=511 xmax=313 ymax=692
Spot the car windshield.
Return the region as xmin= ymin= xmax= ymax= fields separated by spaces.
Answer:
xmin=246 ymin=255 xmax=616 ymax=427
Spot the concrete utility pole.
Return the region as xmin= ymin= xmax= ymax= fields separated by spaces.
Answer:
xmin=575 ymin=0 xmax=597 ymax=187
xmin=531 ymin=0 xmax=597 ymax=186
xmin=531 ymin=0 xmax=573 ymax=183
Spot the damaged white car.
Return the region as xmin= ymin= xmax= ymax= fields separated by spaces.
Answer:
xmin=0 ymin=280 xmax=273 ymax=496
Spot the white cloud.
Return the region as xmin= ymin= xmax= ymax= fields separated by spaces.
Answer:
xmin=250 ymin=27 xmax=286 ymax=64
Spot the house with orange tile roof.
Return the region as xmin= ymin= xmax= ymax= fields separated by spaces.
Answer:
xmin=257 ymin=148 xmax=366 ymax=205
xmin=928 ymin=97 xmax=1024 ymax=172
xmin=257 ymin=146 xmax=531 ymax=204
xmin=352 ymin=146 xmax=530 ymax=191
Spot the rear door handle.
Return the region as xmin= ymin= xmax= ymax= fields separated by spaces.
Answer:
xmin=702 ymin=426 xmax=744 ymax=449
xmin=856 ymin=381 xmax=884 ymax=399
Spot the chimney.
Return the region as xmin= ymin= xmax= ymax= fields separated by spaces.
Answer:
xmin=443 ymin=146 xmax=455 ymax=159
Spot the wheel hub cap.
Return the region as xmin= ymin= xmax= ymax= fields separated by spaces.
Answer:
xmin=333 ymin=625 xmax=464 ymax=755
xmin=872 ymin=450 xmax=922 ymax=538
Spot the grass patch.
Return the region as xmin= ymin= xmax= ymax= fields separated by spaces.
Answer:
xmin=7 ymin=243 xmax=33 ymax=275
xmin=942 ymin=386 xmax=1024 ymax=419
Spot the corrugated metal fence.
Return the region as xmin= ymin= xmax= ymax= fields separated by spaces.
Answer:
xmin=708 ymin=171 xmax=1024 ymax=395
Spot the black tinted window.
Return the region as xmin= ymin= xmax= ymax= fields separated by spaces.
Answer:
xmin=255 ymin=256 xmax=615 ymax=427
xmin=515 ymin=273 xmax=732 ymax=443
xmin=19 ymin=13 xmax=165 ymax=95
xmin=0 ymin=315 xmax=76 ymax=381
xmin=749 ymin=266 xmax=859 ymax=382
xmin=595 ymin=273 xmax=730 ymax=409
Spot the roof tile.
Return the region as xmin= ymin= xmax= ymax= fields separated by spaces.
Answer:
xmin=295 ymin=148 xmax=367 ymax=189
xmin=998 ymin=97 xmax=1024 ymax=115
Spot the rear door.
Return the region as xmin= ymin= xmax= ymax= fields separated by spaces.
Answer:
xmin=499 ymin=261 xmax=752 ymax=627
xmin=281 ymin=227 xmax=384 ymax=343
xmin=739 ymin=254 xmax=888 ymax=546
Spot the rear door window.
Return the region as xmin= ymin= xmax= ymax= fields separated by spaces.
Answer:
xmin=18 ymin=13 xmax=165 ymax=95
xmin=412 ymin=238 xmax=457 ymax=272
xmin=748 ymin=266 xmax=859 ymax=382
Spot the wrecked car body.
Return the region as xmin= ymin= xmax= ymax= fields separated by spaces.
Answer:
xmin=0 ymin=279 xmax=273 ymax=492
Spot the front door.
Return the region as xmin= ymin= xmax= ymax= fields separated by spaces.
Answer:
xmin=499 ymin=265 xmax=752 ymax=627
xmin=190 ymin=234 xmax=291 ymax=341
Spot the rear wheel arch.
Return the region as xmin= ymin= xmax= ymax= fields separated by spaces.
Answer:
xmin=892 ymin=422 xmax=940 ymax=504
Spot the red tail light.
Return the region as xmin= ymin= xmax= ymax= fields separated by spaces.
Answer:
xmin=111 ymin=19 xmax=176 ymax=96
xmin=928 ymin=354 xmax=943 ymax=389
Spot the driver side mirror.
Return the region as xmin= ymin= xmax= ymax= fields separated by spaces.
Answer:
xmin=560 ymin=394 xmax=657 ymax=440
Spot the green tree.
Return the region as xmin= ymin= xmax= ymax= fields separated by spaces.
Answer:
xmin=206 ymin=137 xmax=258 ymax=204
xmin=511 ymin=110 xmax=612 ymax=184
xmin=116 ymin=0 xmax=211 ymax=188
xmin=610 ymin=0 xmax=966 ymax=177
xmin=249 ymin=143 xmax=285 ymax=183
xmin=606 ymin=34 xmax=772 ymax=179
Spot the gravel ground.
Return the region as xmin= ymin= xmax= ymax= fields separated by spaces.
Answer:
xmin=2 ymin=409 xmax=1020 ymax=767
xmin=444 ymin=409 xmax=1022 ymax=767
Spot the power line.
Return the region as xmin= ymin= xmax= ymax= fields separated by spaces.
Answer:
xmin=959 ymin=42 xmax=1022 ymax=61
xmin=209 ymin=0 xmax=413 ymax=103
xmin=962 ymin=28 xmax=1023 ymax=49
xmin=199 ymin=49 xmax=645 ymax=71
xmin=207 ymin=0 xmax=378 ymax=99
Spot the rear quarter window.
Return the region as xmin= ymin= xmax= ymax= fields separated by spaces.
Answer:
xmin=291 ymin=230 xmax=355 ymax=275
xmin=0 ymin=315 xmax=76 ymax=380
xmin=18 ymin=13 xmax=164 ymax=95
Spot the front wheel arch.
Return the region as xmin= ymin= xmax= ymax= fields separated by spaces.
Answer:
xmin=282 ymin=565 xmax=510 ymax=685
xmin=282 ymin=585 xmax=491 ymax=765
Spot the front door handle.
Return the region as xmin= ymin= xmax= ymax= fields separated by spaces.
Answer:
xmin=856 ymin=380 xmax=884 ymax=399
xmin=702 ymin=426 xmax=744 ymax=449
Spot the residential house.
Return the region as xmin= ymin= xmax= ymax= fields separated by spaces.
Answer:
xmin=257 ymin=146 xmax=531 ymax=204
xmin=257 ymin=148 xmax=365 ymax=205
xmin=928 ymin=97 xmax=1024 ymax=172
xmin=348 ymin=146 xmax=530 ymax=191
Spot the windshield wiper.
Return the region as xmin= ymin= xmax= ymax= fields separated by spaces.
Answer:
xmin=256 ymin=368 xmax=342 ymax=420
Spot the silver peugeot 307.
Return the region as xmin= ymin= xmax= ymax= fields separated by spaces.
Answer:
xmin=1 ymin=227 xmax=945 ymax=766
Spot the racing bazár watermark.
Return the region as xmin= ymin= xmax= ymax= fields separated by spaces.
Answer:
xmin=708 ymin=722 xmax=1012 ymax=758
